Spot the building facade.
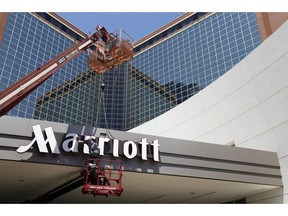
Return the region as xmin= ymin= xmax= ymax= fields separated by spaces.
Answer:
xmin=1 ymin=12 xmax=288 ymax=204
xmin=0 ymin=12 xmax=287 ymax=131
xmin=126 ymin=12 xmax=263 ymax=130
xmin=130 ymin=20 xmax=288 ymax=203
xmin=0 ymin=13 xmax=93 ymax=124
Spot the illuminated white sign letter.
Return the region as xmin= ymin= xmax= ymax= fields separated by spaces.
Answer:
xmin=123 ymin=141 xmax=137 ymax=159
xmin=62 ymin=133 xmax=79 ymax=153
xmin=151 ymin=139 xmax=160 ymax=161
xmin=98 ymin=137 xmax=110 ymax=156
xmin=113 ymin=139 xmax=119 ymax=157
xmin=16 ymin=124 xmax=60 ymax=154
xmin=139 ymin=138 xmax=149 ymax=160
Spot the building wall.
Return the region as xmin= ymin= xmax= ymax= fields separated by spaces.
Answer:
xmin=33 ymin=69 xmax=101 ymax=127
xmin=2 ymin=12 xmax=287 ymax=133
xmin=96 ymin=64 xmax=128 ymax=131
xmin=0 ymin=13 xmax=119 ymax=129
xmin=126 ymin=12 xmax=262 ymax=130
xmin=129 ymin=21 xmax=288 ymax=203
xmin=256 ymin=12 xmax=288 ymax=41
xmin=0 ymin=13 xmax=9 ymax=43
xmin=0 ymin=12 xmax=130 ymax=131
xmin=0 ymin=13 xmax=89 ymax=121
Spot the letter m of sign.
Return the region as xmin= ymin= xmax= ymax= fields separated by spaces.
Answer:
xmin=16 ymin=124 xmax=60 ymax=154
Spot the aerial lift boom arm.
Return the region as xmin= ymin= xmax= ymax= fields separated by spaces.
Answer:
xmin=0 ymin=26 xmax=132 ymax=117
xmin=0 ymin=35 xmax=95 ymax=116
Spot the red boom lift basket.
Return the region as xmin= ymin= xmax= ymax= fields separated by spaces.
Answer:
xmin=81 ymin=159 xmax=123 ymax=197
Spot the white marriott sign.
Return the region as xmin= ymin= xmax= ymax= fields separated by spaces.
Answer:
xmin=16 ymin=124 xmax=160 ymax=161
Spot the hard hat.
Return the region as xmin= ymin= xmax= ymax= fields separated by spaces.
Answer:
xmin=90 ymin=136 xmax=96 ymax=140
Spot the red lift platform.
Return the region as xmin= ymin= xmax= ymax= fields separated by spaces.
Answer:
xmin=81 ymin=159 xmax=124 ymax=197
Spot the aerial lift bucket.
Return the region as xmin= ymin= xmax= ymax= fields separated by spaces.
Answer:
xmin=81 ymin=159 xmax=124 ymax=197
xmin=88 ymin=29 xmax=134 ymax=74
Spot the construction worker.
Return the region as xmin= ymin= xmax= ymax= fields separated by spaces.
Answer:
xmin=77 ymin=136 xmax=100 ymax=185
xmin=88 ymin=161 xmax=98 ymax=185
xmin=77 ymin=136 xmax=100 ymax=158
xmin=98 ymin=167 xmax=110 ymax=186
xmin=96 ymin=41 xmax=106 ymax=61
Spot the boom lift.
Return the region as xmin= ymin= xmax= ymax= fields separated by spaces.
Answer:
xmin=0 ymin=25 xmax=133 ymax=116
xmin=0 ymin=25 xmax=132 ymax=201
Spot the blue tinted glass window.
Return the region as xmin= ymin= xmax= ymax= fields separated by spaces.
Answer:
xmin=126 ymin=12 xmax=261 ymax=130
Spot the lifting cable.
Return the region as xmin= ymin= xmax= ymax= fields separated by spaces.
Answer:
xmin=101 ymin=88 xmax=115 ymax=139
xmin=89 ymin=73 xmax=115 ymax=139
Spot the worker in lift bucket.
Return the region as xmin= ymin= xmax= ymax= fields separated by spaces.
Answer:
xmin=77 ymin=136 xmax=100 ymax=158
xmin=88 ymin=161 xmax=98 ymax=185
xmin=77 ymin=136 xmax=100 ymax=185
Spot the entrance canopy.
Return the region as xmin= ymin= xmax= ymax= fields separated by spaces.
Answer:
xmin=0 ymin=116 xmax=282 ymax=203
